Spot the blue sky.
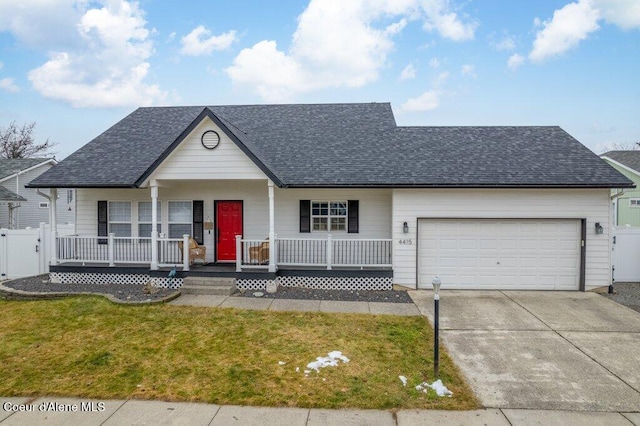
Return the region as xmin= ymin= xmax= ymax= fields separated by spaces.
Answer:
xmin=0 ymin=0 xmax=639 ymax=159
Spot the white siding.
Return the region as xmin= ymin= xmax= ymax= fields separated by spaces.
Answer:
xmin=0 ymin=165 xmax=75 ymax=229
xmin=392 ymin=189 xmax=612 ymax=291
xmin=150 ymin=117 xmax=266 ymax=181
xmin=274 ymin=188 xmax=392 ymax=239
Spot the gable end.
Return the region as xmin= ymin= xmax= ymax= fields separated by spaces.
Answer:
xmin=135 ymin=108 xmax=284 ymax=187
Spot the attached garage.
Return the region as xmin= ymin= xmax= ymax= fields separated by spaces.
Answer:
xmin=417 ymin=218 xmax=584 ymax=290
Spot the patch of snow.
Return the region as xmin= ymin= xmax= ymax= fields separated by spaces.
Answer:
xmin=306 ymin=351 xmax=350 ymax=373
xmin=416 ymin=379 xmax=453 ymax=397
xmin=296 ymin=367 xmax=300 ymax=372
xmin=399 ymin=375 xmax=407 ymax=386
xmin=278 ymin=361 xmax=286 ymax=365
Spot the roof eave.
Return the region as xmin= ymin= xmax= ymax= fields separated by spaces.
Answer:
xmin=284 ymin=183 xmax=637 ymax=189
xmin=25 ymin=183 xmax=137 ymax=189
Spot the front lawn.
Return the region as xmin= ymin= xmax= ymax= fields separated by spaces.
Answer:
xmin=0 ymin=297 xmax=478 ymax=410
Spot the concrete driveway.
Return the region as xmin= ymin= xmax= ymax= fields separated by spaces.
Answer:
xmin=409 ymin=290 xmax=640 ymax=412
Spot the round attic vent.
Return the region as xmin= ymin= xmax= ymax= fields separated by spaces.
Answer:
xmin=201 ymin=130 xmax=220 ymax=150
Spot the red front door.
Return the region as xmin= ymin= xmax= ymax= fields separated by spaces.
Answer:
xmin=216 ymin=201 xmax=243 ymax=262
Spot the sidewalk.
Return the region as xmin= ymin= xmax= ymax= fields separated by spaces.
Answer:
xmin=167 ymin=294 xmax=422 ymax=316
xmin=2 ymin=397 xmax=638 ymax=425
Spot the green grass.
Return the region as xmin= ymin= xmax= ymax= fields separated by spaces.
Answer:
xmin=0 ymin=297 xmax=478 ymax=410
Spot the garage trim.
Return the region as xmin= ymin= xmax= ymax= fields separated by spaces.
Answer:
xmin=415 ymin=217 xmax=587 ymax=291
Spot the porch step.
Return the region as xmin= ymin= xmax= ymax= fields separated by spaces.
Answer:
xmin=181 ymin=277 xmax=236 ymax=296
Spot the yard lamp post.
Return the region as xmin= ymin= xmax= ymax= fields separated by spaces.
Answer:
xmin=432 ymin=276 xmax=442 ymax=379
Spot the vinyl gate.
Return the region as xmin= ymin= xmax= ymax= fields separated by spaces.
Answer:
xmin=612 ymin=227 xmax=640 ymax=282
xmin=0 ymin=223 xmax=75 ymax=280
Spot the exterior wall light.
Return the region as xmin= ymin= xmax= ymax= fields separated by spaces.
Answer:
xmin=403 ymin=221 xmax=409 ymax=234
xmin=595 ymin=222 xmax=603 ymax=234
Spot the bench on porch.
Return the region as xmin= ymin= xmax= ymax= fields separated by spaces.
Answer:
xmin=178 ymin=237 xmax=207 ymax=265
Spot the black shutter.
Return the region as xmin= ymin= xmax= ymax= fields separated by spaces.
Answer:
xmin=300 ymin=200 xmax=311 ymax=233
xmin=97 ymin=200 xmax=108 ymax=244
xmin=193 ymin=200 xmax=204 ymax=244
xmin=348 ymin=200 xmax=359 ymax=233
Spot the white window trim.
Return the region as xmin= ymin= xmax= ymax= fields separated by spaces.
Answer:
xmin=108 ymin=200 xmax=132 ymax=237
xmin=168 ymin=200 xmax=192 ymax=238
xmin=630 ymin=198 xmax=640 ymax=208
xmin=138 ymin=200 xmax=162 ymax=238
xmin=311 ymin=200 xmax=347 ymax=232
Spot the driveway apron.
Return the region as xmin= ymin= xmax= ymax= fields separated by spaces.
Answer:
xmin=409 ymin=290 xmax=640 ymax=412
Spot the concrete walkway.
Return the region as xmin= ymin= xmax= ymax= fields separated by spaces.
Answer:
xmin=2 ymin=397 xmax=639 ymax=425
xmin=168 ymin=293 xmax=422 ymax=316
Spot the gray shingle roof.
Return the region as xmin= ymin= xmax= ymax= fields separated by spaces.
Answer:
xmin=27 ymin=103 xmax=633 ymax=189
xmin=0 ymin=186 xmax=27 ymax=202
xmin=601 ymin=151 xmax=640 ymax=175
xmin=0 ymin=158 xmax=52 ymax=181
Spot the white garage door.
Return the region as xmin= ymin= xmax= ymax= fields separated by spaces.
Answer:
xmin=418 ymin=219 xmax=581 ymax=290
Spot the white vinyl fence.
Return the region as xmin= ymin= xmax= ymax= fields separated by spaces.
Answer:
xmin=612 ymin=226 xmax=640 ymax=282
xmin=0 ymin=223 xmax=74 ymax=280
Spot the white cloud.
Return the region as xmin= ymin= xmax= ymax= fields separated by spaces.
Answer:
xmin=0 ymin=78 xmax=19 ymax=93
xmin=528 ymin=0 xmax=640 ymax=64
xmin=507 ymin=53 xmax=525 ymax=70
xmin=25 ymin=0 xmax=166 ymax=108
xmin=592 ymin=0 xmax=640 ymax=29
xmin=529 ymin=0 xmax=600 ymax=63
xmin=421 ymin=0 xmax=478 ymax=41
xmin=461 ymin=64 xmax=475 ymax=77
xmin=494 ymin=35 xmax=516 ymax=51
xmin=399 ymin=63 xmax=417 ymax=81
xmin=227 ymin=40 xmax=306 ymax=101
xmin=401 ymin=69 xmax=448 ymax=112
xmin=167 ymin=32 xmax=176 ymax=43
xmin=401 ymin=90 xmax=440 ymax=111
xmin=0 ymin=0 xmax=86 ymax=49
xmin=428 ymin=57 xmax=440 ymax=69
xmin=180 ymin=26 xmax=237 ymax=56
xmin=226 ymin=0 xmax=477 ymax=101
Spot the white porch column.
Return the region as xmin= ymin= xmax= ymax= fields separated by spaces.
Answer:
xmin=268 ymin=181 xmax=276 ymax=272
xmin=182 ymin=234 xmax=190 ymax=271
xmin=150 ymin=183 xmax=159 ymax=270
xmin=49 ymin=188 xmax=58 ymax=266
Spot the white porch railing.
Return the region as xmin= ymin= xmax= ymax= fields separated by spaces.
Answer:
xmin=55 ymin=234 xmax=393 ymax=271
xmin=235 ymin=236 xmax=392 ymax=271
xmin=56 ymin=234 xmax=191 ymax=269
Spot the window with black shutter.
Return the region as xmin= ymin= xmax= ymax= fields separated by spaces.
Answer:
xmin=348 ymin=200 xmax=359 ymax=233
xmin=300 ymin=200 xmax=311 ymax=233
xmin=193 ymin=200 xmax=204 ymax=244
xmin=97 ymin=200 xmax=107 ymax=244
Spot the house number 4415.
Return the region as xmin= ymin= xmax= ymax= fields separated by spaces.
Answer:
xmin=399 ymin=239 xmax=413 ymax=245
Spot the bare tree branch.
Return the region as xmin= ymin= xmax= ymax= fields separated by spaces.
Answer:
xmin=0 ymin=121 xmax=57 ymax=159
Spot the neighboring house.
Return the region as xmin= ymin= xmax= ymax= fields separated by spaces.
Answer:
xmin=601 ymin=151 xmax=640 ymax=227
xmin=28 ymin=103 xmax=633 ymax=292
xmin=0 ymin=158 xmax=75 ymax=229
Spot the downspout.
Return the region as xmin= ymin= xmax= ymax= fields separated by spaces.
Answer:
xmin=610 ymin=189 xmax=625 ymax=227
xmin=35 ymin=188 xmax=51 ymax=203
xmin=6 ymin=170 xmax=23 ymax=229
xmin=609 ymin=188 xmax=625 ymax=294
